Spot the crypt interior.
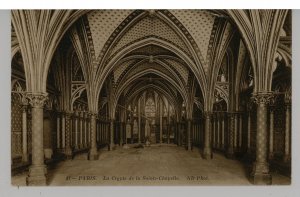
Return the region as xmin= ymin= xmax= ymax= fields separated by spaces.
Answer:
xmin=11 ymin=10 xmax=291 ymax=186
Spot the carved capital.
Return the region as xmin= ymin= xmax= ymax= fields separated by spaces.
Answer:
xmin=284 ymin=91 xmax=291 ymax=105
xmin=25 ymin=92 xmax=48 ymax=108
xmin=251 ymin=92 xmax=274 ymax=105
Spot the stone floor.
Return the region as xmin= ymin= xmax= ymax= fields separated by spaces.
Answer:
xmin=11 ymin=144 xmax=291 ymax=186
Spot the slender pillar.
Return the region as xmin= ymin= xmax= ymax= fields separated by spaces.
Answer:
xmin=87 ymin=115 xmax=91 ymax=146
xmin=25 ymin=93 xmax=48 ymax=186
xmin=109 ymin=119 xmax=115 ymax=150
xmin=217 ymin=114 xmax=220 ymax=149
xmin=269 ymin=107 xmax=274 ymax=159
xmin=64 ymin=112 xmax=73 ymax=159
xmin=74 ymin=111 xmax=79 ymax=149
xmin=284 ymin=102 xmax=291 ymax=162
xmin=84 ymin=113 xmax=87 ymax=147
xmin=227 ymin=113 xmax=235 ymax=159
xmin=159 ymin=100 xmax=163 ymax=144
xmin=221 ymin=113 xmax=225 ymax=149
xmin=61 ymin=113 xmax=66 ymax=149
xmin=88 ymin=113 xmax=98 ymax=160
xmin=250 ymin=93 xmax=273 ymax=185
xmin=247 ymin=111 xmax=251 ymax=154
xmin=239 ymin=114 xmax=243 ymax=150
xmin=56 ymin=113 xmax=61 ymax=150
xmin=131 ymin=122 xmax=134 ymax=144
xmin=138 ymin=101 xmax=141 ymax=144
xmin=120 ymin=122 xmax=124 ymax=146
xmin=22 ymin=104 xmax=29 ymax=162
xmin=187 ymin=119 xmax=192 ymax=151
xmin=177 ymin=122 xmax=181 ymax=146
xmin=79 ymin=112 xmax=83 ymax=148
xmin=212 ymin=115 xmax=216 ymax=149
xmin=203 ymin=112 xmax=212 ymax=159
xmin=234 ymin=113 xmax=238 ymax=149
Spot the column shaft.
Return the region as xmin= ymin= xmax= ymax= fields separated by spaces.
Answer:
xmin=22 ymin=106 xmax=28 ymax=162
xmin=284 ymin=104 xmax=291 ymax=162
xmin=88 ymin=113 xmax=98 ymax=160
xmin=203 ymin=112 xmax=212 ymax=159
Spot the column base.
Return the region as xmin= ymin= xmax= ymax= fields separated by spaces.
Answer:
xmin=250 ymin=162 xmax=272 ymax=185
xmin=88 ymin=148 xmax=98 ymax=160
xmin=64 ymin=147 xmax=73 ymax=159
xmin=250 ymin=173 xmax=272 ymax=185
xmin=26 ymin=165 xmax=47 ymax=186
xmin=226 ymin=148 xmax=235 ymax=159
xmin=203 ymin=148 xmax=212 ymax=159
xmin=108 ymin=143 xmax=115 ymax=151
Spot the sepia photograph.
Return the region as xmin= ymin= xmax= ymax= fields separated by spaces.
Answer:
xmin=10 ymin=9 xmax=292 ymax=186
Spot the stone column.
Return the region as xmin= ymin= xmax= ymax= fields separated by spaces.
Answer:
xmin=56 ymin=112 xmax=61 ymax=150
xmin=109 ymin=119 xmax=115 ymax=150
xmin=64 ymin=112 xmax=73 ymax=159
xmin=203 ymin=112 xmax=212 ymax=159
xmin=74 ymin=111 xmax=79 ymax=149
xmin=269 ymin=106 xmax=274 ymax=159
xmin=234 ymin=113 xmax=238 ymax=150
xmin=25 ymin=93 xmax=48 ymax=186
xmin=84 ymin=113 xmax=87 ymax=148
xmin=187 ymin=119 xmax=192 ymax=151
xmin=227 ymin=113 xmax=235 ymax=159
xmin=284 ymin=101 xmax=291 ymax=162
xmin=120 ymin=122 xmax=124 ymax=146
xmin=239 ymin=114 xmax=243 ymax=150
xmin=79 ymin=112 xmax=83 ymax=148
xmin=88 ymin=113 xmax=98 ymax=160
xmin=177 ymin=122 xmax=181 ymax=146
xmin=247 ymin=111 xmax=251 ymax=154
xmin=131 ymin=122 xmax=134 ymax=144
xmin=250 ymin=93 xmax=273 ymax=185
xmin=159 ymin=101 xmax=163 ymax=144
xmin=61 ymin=112 xmax=66 ymax=149
xmin=212 ymin=115 xmax=216 ymax=149
xmin=221 ymin=113 xmax=225 ymax=149
xmin=217 ymin=114 xmax=220 ymax=149
xmin=22 ymin=103 xmax=29 ymax=162
xmin=87 ymin=114 xmax=91 ymax=147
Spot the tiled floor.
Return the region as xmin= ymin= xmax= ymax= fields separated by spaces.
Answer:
xmin=12 ymin=144 xmax=291 ymax=186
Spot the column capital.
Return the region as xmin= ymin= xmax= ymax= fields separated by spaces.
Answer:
xmin=251 ymin=92 xmax=274 ymax=105
xmin=25 ymin=92 xmax=48 ymax=108
xmin=284 ymin=91 xmax=291 ymax=105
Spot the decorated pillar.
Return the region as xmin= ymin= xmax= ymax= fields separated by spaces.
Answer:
xmin=269 ymin=105 xmax=275 ymax=159
xmin=221 ymin=113 xmax=225 ymax=149
xmin=22 ymin=102 xmax=29 ymax=162
xmin=109 ymin=119 xmax=115 ymax=150
xmin=79 ymin=111 xmax=83 ymax=148
xmin=284 ymin=94 xmax=291 ymax=162
xmin=84 ymin=112 xmax=87 ymax=148
xmin=56 ymin=112 xmax=61 ymax=150
xmin=61 ymin=112 xmax=66 ymax=149
xmin=226 ymin=113 xmax=235 ymax=159
xmin=239 ymin=113 xmax=243 ymax=150
xmin=247 ymin=110 xmax=251 ymax=154
xmin=74 ymin=111 xmax=79 ymax=149
xmin=217 ymin=114 xmax=220 ymax=149
xmin=64 ymin=112 xmax=73 ymax=159
xmin=203 ymin=112 xmax=212 ymax=159
xmin=88 ymin=113 xmax=98 ymax=160
xmin=250 ymin=93 xmax=273 ymax=185
xmin=187 ymin=119 xmax=192 ymax=151
xmin=234 ymin=113 xmax=238 ymax=150
xmin=25 ymin=93 xmax=48 ymax=186
xmin=159 ymin=100 xmax=163 ymax=144
xmin=120 ymin=122 xmax=124 ymax=146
